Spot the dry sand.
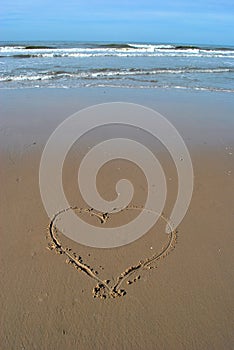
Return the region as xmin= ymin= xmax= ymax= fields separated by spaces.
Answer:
xmin=1 ymin=88 xmax=234 ymax=349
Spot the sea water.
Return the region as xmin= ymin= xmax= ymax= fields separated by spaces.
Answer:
xmin=0 ymin=41 xmax=234 ymax=92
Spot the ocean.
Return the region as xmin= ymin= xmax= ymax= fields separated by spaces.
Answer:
xmin=0 ymin=41 xmax=234 ymax=92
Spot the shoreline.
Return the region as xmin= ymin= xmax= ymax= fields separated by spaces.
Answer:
xmin=1 ymin=86 xmax=234 ymax=149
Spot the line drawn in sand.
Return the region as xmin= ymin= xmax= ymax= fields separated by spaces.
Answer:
xmin=47 ymin=206 xmax=178 ymax=299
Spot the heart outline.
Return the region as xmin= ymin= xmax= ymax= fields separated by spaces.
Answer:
xmin=47 ymin=206 xmax=177 ymax=299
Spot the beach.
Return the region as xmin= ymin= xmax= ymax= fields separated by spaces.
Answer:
xmin=1 ymin=87 xmax=234 ymax=349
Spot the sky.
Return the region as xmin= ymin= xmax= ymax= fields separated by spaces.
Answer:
xmin=1 ymin=0 xmax=234 ymax=45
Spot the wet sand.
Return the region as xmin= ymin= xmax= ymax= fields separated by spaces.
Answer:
xmin=1 ymin=88 xmax=234 ymax=349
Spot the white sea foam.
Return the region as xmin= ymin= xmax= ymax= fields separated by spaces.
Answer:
xmin=0 ymin=41 xmax=233 ymax=91
xmin=1 ymin=67 xmax=232 ymax=82
xmin=1 ymin=44 xmax=234 ymax=59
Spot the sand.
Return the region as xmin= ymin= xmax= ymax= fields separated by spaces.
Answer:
xmin=1 ymin=88 xmax=234 ymax=349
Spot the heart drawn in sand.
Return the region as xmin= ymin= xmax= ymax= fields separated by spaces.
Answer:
xmin=47 ymin=205 xmax=177 ymax=299
xmin=40 ymin=103 xmax=192 ymax=299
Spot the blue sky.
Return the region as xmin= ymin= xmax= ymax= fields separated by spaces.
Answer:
xmin=1 ymin=0 xmax=234 ymax=44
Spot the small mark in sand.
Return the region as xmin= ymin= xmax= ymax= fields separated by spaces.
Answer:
xmin=127 ymin=275 xmax=141 ymax=285
xmin=25 ymin=141 xmax=37 ymax=149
